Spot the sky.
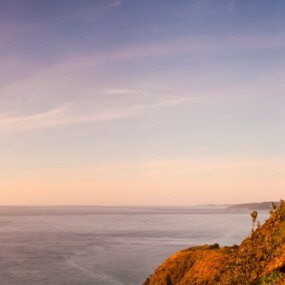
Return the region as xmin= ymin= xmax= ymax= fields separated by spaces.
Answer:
xmin=1 ymin=0 xmax=285 ymax=205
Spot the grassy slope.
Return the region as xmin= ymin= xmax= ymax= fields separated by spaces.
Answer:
xmin=144 ymin=201 xmax=285 ymax=285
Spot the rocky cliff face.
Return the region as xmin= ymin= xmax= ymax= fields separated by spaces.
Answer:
xmin=144 ymin=201 xmax=285 ymax=285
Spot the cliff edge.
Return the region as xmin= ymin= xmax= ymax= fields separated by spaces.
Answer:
xmin=143 ymin=200 xmax=285 ymax=285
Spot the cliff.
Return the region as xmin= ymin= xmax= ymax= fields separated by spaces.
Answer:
xmin=144 ymin=200 xmax=285 ymax=285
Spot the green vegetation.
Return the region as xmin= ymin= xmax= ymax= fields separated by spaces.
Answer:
xmin=258 ymin=271 xmax=285 ymax=285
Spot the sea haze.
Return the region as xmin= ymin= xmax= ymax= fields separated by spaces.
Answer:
xmin=0 ymin=206 xmax=268 ymax=285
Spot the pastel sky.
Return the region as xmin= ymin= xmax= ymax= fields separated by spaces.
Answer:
xmin=1 ymin=0 xmax=285 ymax=205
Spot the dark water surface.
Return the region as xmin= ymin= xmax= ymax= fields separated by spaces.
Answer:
xmin=0 ymin=206 xmax=269 ymax=285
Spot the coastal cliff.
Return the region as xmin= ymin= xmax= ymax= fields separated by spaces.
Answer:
xmin=143 ymin=201 xmax=285 ymax=285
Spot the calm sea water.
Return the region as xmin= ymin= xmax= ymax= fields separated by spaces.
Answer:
xmin=0 ymin=206 xmax=269 ymax=285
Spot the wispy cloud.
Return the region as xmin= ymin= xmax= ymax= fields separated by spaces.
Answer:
xmin=11 ymin=37 xmax=213 ymax=81
xmin=0 ymin=105 xmax=68 ymax=125
xmin=3 ymin=32 xmax=285 ymax=93
xmin=92 ymin=0 xmax=123 ymax=11
xmin=0 ymin=105 xmax=138 ymax=132
xmin=91 ymin=158 xmax=285 ymax=181
xmin=152 ymin=97 xmax=202 ymax=107
xmin=227 ymin=0 xmax=236 ymax=12
xmin=103 ymin=0 xmax=123 ymax=10
xmin=72 ymin=0 xmax=123 ymax=22
xmin=0 ymin=96 xmax=197 ymax=133
xmin=1 ymin=32 xmax=284 ymax=127
xmin=230 ymin=34 xmax=285 ymax=49
xmin=13 ymin=33 xmax=285 ymax=82
xmin=105 ymin=88 xmax=145 ymax=95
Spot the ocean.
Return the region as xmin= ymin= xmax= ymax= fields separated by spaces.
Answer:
xmin=0 ymin=206 xmax=269 ymax=285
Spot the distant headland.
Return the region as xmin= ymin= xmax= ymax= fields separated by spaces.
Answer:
xmin=226 ymin=201 xmax=280 ymax=210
